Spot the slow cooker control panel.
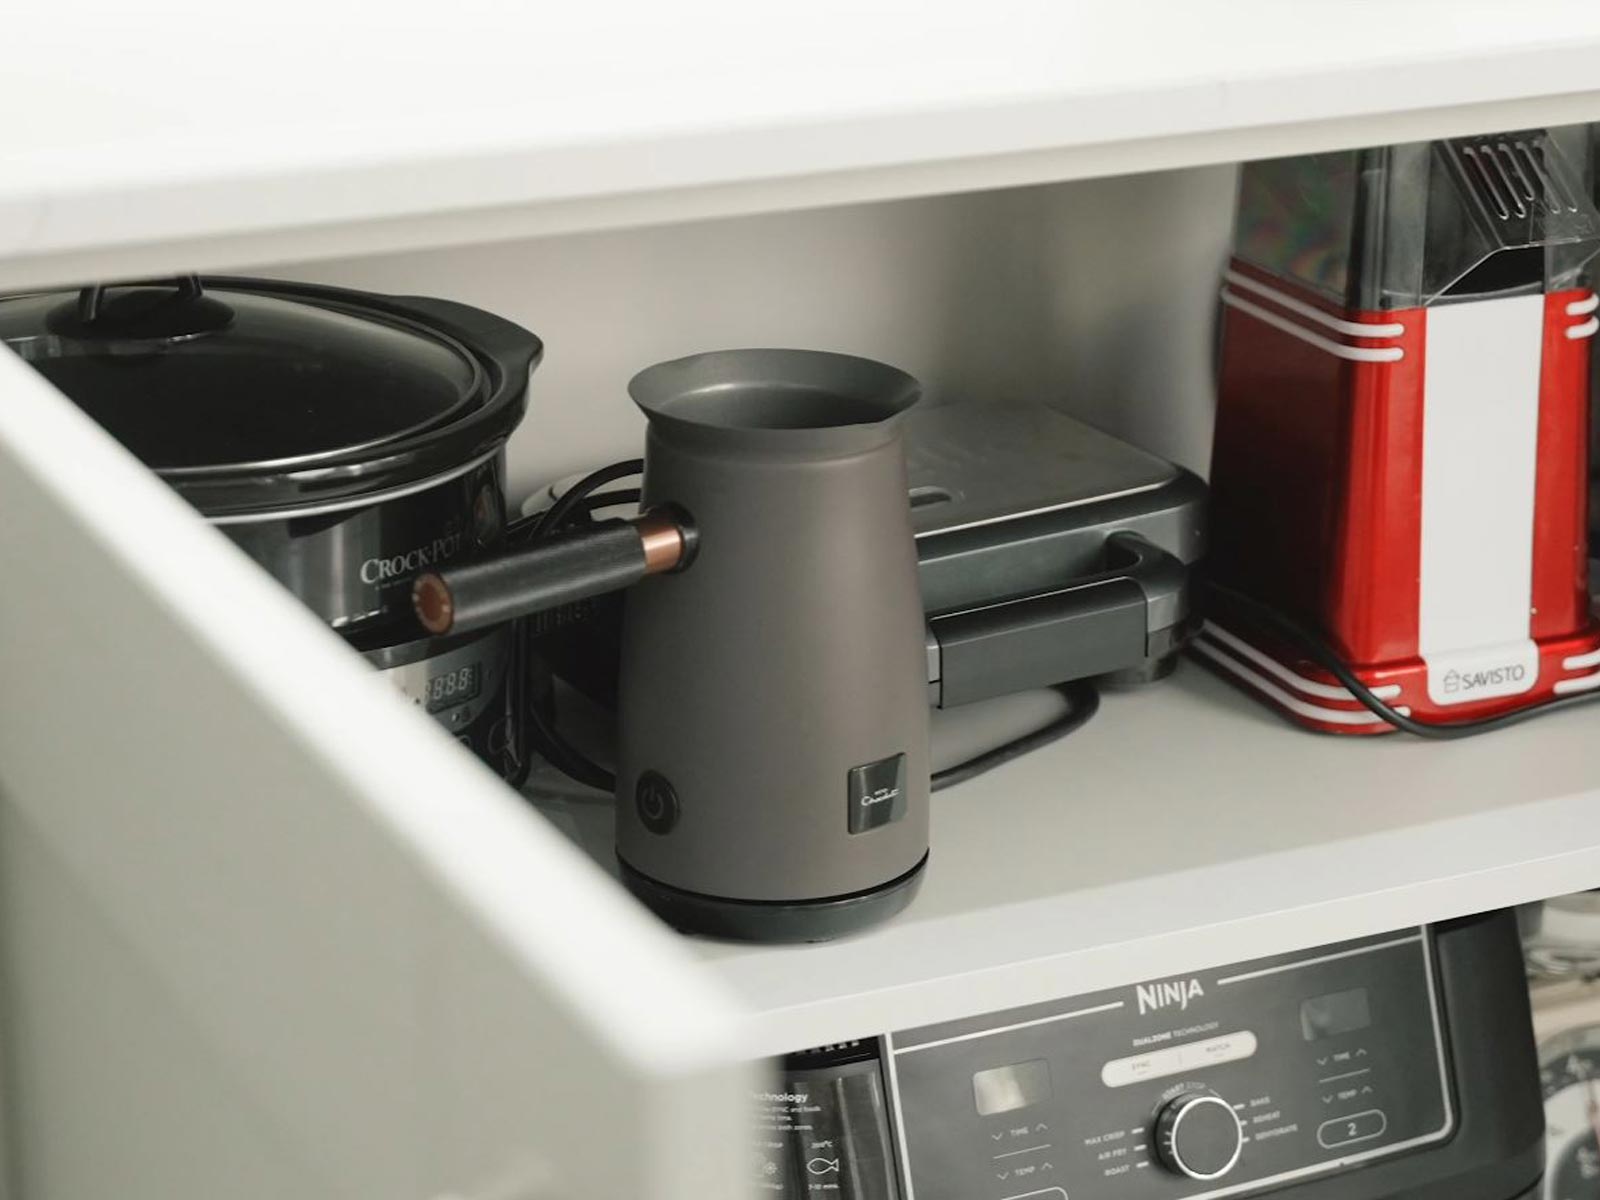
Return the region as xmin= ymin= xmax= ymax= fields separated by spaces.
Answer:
xmin=886 ymin=930 xmax=1452 ymax=1200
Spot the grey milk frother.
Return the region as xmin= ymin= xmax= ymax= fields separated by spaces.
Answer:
xmin=615 ymin=349 xmax=930 ymax=941
xmin=414 ymin=349 xmax=931 ymax=941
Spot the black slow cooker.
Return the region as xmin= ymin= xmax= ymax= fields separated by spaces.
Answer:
xmin=0 ymin=275 xmax=544 ymax=782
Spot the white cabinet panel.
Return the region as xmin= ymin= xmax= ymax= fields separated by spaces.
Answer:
xmin=5 ymin=1 xmax=1600 ymax=287
xmin=0 ymin=348 xmax=758 ymax=1198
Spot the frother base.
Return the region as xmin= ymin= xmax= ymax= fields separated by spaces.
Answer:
xmin=617 ymin=854 xmax=928 ymax=944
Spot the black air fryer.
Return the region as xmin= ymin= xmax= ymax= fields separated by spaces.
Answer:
xmin=758 ymin=911 xmax=1543 ymax=1200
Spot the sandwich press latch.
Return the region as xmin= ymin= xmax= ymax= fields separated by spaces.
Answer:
xmin=906 ymin=401 xmax=1205 ymax=706
xmin=924 ymin=532 xmax=1191 ymax=707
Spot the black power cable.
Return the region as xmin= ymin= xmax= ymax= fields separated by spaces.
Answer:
xmin=931 ymin=682 xmax=1099 ymax=791
xmin=529 ymin=458 xmax=644 ymax=538
xmin=521 ymin=459 xmax=1103 ymax=793
xmin=1205 ymin=579 xmax=1600 ymax=739
xmin=518 ymin=460 xmax=644 ymax=793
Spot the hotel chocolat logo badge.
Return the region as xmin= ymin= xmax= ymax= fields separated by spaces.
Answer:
xmin=1137 ymin=977 xmax=1205 ymax=1016
xmin=860 ymin=785 xmax=901 ymax=809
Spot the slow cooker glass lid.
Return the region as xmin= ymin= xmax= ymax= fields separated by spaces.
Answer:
xmin=0 ymin=279 xmax=484 ymax=472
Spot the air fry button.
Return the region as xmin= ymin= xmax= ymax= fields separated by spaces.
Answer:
xmin=847 ymin=753 xmax=907 ymax=834
xmin=635 ymin=771 xmax=680 ymax=835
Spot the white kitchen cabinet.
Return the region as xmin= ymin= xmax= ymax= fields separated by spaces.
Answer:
xmin=7 ymin=0 xmax=1600 ymax=289
xmin=5 ymin=5 xmax=1600 ymax=1197
xmin=0 ymin=348 xmax=759 ymax=1197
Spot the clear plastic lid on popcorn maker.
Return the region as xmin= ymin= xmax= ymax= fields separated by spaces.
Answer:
xmin=1232 ymin=125 xmax=1600 ymax=309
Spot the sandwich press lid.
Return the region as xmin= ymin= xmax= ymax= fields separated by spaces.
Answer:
xmin=905 ymin=402 xmax=1178 ymax=536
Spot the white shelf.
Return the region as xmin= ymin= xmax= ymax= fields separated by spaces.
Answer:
xmin=535 ymin=663 xmax=1600 ymax=1056
xmin=6 ymin=0 xmax=1600 ymax=286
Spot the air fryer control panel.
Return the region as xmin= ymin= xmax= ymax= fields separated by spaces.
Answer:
xmin=763 ymin=929 xmax=1463 ymax=1200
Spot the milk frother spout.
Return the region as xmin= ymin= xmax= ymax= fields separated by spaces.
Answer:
xmin=412 ymin=509 xmax=691 ymax=636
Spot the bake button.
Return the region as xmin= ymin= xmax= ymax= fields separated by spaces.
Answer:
xmin=1317 ymin=1110 xmax=1387 ymax=1149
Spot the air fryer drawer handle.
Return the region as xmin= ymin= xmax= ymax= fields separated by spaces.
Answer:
xmin=926 ymin=532 xmax=1187 ymax=707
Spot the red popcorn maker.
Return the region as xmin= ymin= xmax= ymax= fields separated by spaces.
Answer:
xmin=1197 ymin=127 xmax=1600 ymax=732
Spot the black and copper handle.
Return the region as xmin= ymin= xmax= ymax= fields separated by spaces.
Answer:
xmin=413 ymin=510 xmax=691 ymax=637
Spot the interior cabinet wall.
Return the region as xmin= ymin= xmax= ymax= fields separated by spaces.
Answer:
xmin=263 ymin=163 xmax=1237 ymax=503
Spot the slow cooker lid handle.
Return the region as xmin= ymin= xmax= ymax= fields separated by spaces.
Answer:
xmin=49 ymin=275 xmax=235 ymax=341
xmin=77 ymin=275 xmax=199 ymax=324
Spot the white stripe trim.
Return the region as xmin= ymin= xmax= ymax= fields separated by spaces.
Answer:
xmin=1555 ymin=671 xmax=1600 ymax=695
xmin=1563 ymin=646 xmax=1600 ymax=670
xmin=1223 ymin=270 xmax=1406 ymax=338
xmin=882 ymin=1033 xmax=916 ymax=1200
xmin=1215 ymin=934 xmax=1422 ymax=985
xmin=892 ymin=1001 xmax=1124 ymax=1055
xmin=1566 ymin=293 xmax=1600 ymax=316
xmin=1221 ymin=293 xmax=1404 ymax=363
xmin=1565 ymin=316 xmax=1599 ymax=340
xmin=1200 ymin=621 xmax=1403 ymax=701
xmin=1192 ymin=637 xmax=1406 ymax=726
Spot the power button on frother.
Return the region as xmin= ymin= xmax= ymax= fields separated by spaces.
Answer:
xmin=636 ymin=771 xmax=680 ymax=835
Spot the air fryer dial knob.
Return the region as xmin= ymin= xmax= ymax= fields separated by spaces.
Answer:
xmin=1155 ymin=1090 xmax=1244 ymax=1181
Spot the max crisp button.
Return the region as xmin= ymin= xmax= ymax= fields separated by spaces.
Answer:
xmin=635 ymin=771 xmax=680 ymax=835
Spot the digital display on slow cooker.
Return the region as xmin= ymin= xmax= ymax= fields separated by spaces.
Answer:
xmin=425 ymin=663 xmax=482 ymax=712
